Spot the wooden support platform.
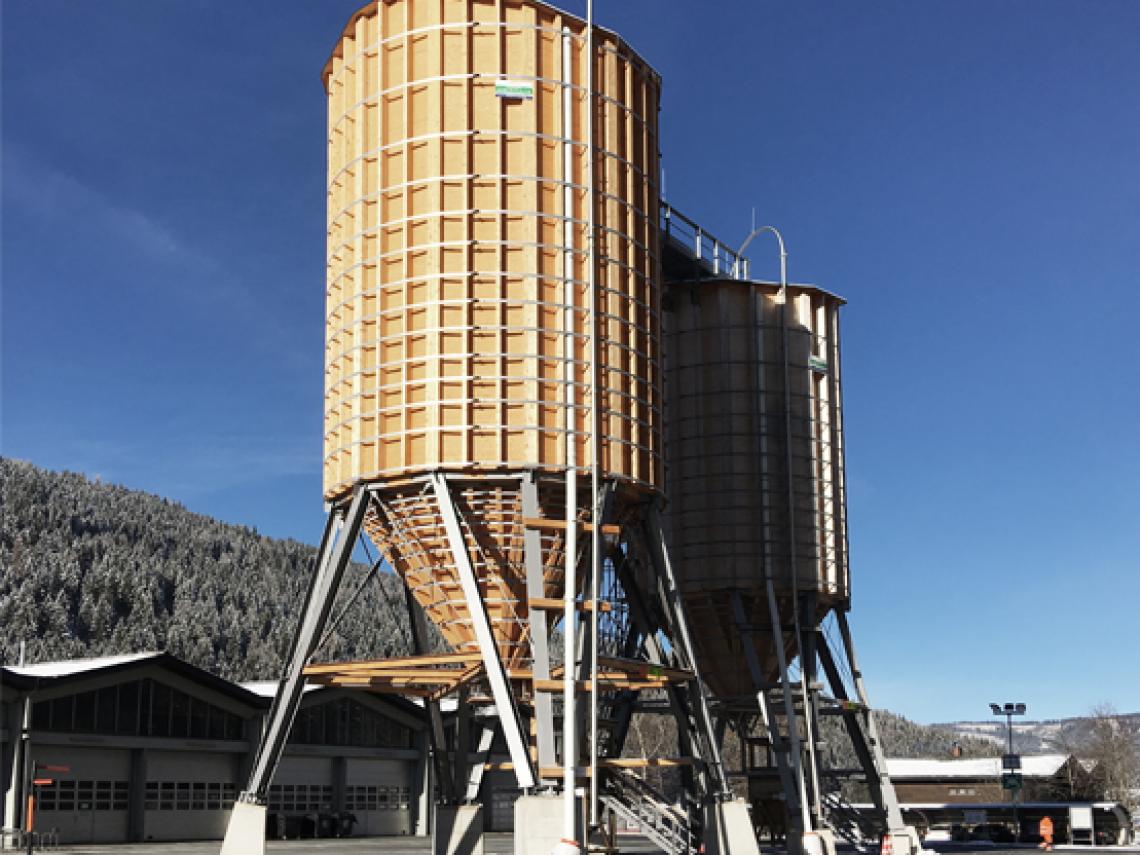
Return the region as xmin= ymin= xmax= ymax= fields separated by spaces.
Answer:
xmin=302 ymin=654 xmax=694 ymax=699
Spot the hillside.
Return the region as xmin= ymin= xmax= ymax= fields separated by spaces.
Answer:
xmin=0 ymin=458 xmax=1020 ymax=763
xmin=821 ymin=710 xmax=999 ymax=766
xmin=938 ymin=713 xmax=1140 ymax=755
xmin=0 ymin=458 xmax=415 ymax=679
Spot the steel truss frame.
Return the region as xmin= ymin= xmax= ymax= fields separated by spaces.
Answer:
xmin=228 ymin=471 xmax=729 ymax=855
xmin=725 ymin=592 xmax=912 ymax=848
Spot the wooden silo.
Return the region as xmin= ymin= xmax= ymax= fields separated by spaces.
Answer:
xmin=663 ymin=279 xmax=850 ymax=700
xmin=321 ymin=0 xmax=663 ymax=668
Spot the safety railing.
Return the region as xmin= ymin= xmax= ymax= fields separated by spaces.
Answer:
xmin=661 ymin=202 xmax=750 ymax=280
xmin=601 ymin=767 xmax=698 ymax=855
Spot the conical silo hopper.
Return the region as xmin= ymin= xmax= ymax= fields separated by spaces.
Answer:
xmin=321 ymin=0 xmax=663 ymax=669
xmin=662 ymin=278 xmax=850 ymax=701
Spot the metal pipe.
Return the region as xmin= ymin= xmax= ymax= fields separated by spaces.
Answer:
xmin=586 ymin=0 xmax=602 ymax=831
xmin=560 ymin=26 xmax=580 ymax=845
xmin=737 ymin=225 xmax=817 ymax=832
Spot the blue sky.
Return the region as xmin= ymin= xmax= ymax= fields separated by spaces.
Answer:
xmin=3 ymin=1 xmax=1138 ymax=724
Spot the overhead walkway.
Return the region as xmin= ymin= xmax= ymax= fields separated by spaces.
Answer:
xmin=661 ymin=203 xmax=751 ymax=283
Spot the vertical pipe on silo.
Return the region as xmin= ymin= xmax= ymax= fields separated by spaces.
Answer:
xmin=586 ymin=0 xmax=601 ymax=828
xmin=560 ymin=25 xmax=580 ymax=843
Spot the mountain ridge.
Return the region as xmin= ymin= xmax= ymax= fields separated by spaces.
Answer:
xmin=0 ymin=457 xmax=1084 ymax=766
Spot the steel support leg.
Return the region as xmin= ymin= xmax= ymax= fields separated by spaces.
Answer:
xmin=643 ymin=506 xmax=729 ymax=795
xmin=521 ymin=473 xmax=557 ymax=775
xmin=406 ymin=582 xmax=458 ymax=802
xmin=816 ymin=636 xmax=887 ymax=817
xmin=243 ymin=486 xmax=370 ymax=799
xmin=798 ymin=593 xmax=824 ymax=825
xmin=611 ymin=546 xmax=698 ymax=798
xmin=464 ymin=725 xmax=496 ymax=802
xmin=835 ymin=612 xmax=906 ymax=832
xmin=730 ymin=591 xmax=800 ymax=822
xmin=431 ymin=472 xmax=536 ymax=789
xmin=221 ymin=486 xmax=371 ymax=854
xmin=456 ymin=687 xmax=473 ymax=797
xmin=761 ymin=579 xmax=813 ymax=836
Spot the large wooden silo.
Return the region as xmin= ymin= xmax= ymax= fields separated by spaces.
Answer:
xmin=663 ymin=279 xmax=850 ymax=701
xmin=321 ymin=0 xmax=663 ymax=669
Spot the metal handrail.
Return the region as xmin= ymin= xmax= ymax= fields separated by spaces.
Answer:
xmin=661 ymin=202 xmax=750 ymax=280
xmin=602 ymin=768 xmax=698 ymax=855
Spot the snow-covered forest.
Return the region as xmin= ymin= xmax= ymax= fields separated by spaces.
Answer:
xmin=0 ymin=458 xmax=415 ymax=679
xmin=0 ymin=458 xmax=1020 ymax=766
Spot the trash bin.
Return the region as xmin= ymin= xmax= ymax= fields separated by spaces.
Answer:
xmin=317 ymin=812 xmax=337 ymax=838
xmin=284 ymin=814 xmax=303 ymax=839
xmin=301 ymin=813 xmax=319 ymax=838
xmin=266 ymin=812 xmax=287 ymax=840
xmin=337 ymin=811 xmax=359 ymax=838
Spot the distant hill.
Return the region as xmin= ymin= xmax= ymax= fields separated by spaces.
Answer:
xmin=937 ymin=713 xmax=1140 ymax=755
xmin=0 ymin=458 xmax=415 ymax=680
xmin=818 ymin=710 xmax=1000 ymax=769
xmin=0 ymin=458 xmax=1050 ymax=766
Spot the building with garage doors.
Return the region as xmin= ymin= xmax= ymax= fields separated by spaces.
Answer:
xmin=1 ymin=653 xmax=430 ymax=846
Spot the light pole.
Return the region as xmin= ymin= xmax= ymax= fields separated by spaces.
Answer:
xmin=990 ymin=702 xmax=1026 ymax=841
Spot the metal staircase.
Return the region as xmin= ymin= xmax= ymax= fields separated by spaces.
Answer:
xmin=822 ymin=788 xmax=883 ymax=851
xmin=601 ymin=768 xmax=699 ymax=855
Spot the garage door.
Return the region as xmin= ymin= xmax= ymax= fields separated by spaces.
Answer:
xmin=345 ymin=757 xmax=413 ymax=836
xmin=267 ymin=755 xmax=336 ymax=836
xmin=31 ymin=745 xmax=130 ymax=844
xmin=143 ymin=749 xmax=239 ymax=841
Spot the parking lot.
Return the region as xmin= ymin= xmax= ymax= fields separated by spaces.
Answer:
xmin=11 ymin=832 xmax=665 ymax=855
xmin=22 ymin=836 xmax=1140 ymax=855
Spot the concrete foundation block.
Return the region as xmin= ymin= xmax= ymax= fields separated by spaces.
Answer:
xmin=798 ymin=829 xmax=837 ymax=855
xmin=884 ymin=826 xmax=928 ymax=855
xmin=704 ymin=799 xmax=761 ymax=855
xmin=434 ymin=804 xmax=484 ymax=855
xmin=219 ymin=800 xmax=266 ymax=855
xmin=514 ymin=794 xmax=582 ymax=855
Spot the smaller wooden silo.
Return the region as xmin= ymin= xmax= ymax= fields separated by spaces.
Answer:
xmin=663 ymin=279 xmax=850 ymax=701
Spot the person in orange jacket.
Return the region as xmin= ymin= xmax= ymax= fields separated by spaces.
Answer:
xmin=1038 ymin=816 xmax=1054 ymax=851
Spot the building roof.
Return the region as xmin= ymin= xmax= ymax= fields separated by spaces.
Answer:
xmin=4 ymin=651 xmax=163 ymax=678
xmin=886 ymin=754 xmax=1069 ymax=780
xmin=239 ymin=680 xmax=321 ymax=698
xmin=1 ymin=652 xmax=264 ymax=709
xmin=4 ymin=652 xmax=433 ymax=726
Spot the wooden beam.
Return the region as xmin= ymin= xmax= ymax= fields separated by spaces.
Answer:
xmin=528 ymin=597 xmax=613 ymax=613
xmin=522 ymin=517 xmax=622 ymax=537
xmin=304 ymin=652 xmax=481 ymax=672
xmin=429 ymin=663 xmax=484 ymax=703
xmin=532 ymin=679 xmax=672 ymax=693
xmin=484 ymin=757 xmax=699 ymax=775
xmin=305 ymin=669 xmax=471 ymax=683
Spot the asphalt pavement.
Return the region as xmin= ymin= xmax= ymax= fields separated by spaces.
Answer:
xmin=25 ymin=835 xmax=1140 ymax=855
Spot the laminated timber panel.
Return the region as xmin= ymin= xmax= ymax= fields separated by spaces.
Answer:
xmin=322 ymin=0 xmax=663 ymax=501
xmin=362 ymin=478 xmax=588 ymax=670
xmin=662 ymin=280 xmax=851 ymax=696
